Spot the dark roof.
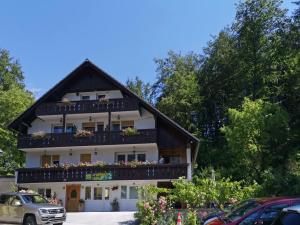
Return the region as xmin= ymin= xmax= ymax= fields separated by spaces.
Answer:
xmin=8 ymin=60 xmax=199 ymax=143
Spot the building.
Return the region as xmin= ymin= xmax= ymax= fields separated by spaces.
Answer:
xmin=8 ymin=60 xmax=199 ymax=212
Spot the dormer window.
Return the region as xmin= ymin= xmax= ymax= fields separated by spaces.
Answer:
xmin=81 ymin=95 xmax=90 ymax=100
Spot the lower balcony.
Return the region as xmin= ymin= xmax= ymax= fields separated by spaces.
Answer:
xmin=16 ymin=164 xmax=188 ymax=183
xmin=18 ymin=129 xmax=156 ymax=149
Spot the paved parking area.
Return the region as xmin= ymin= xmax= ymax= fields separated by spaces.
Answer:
xmin=65 ymin=212 xmax=137 ymax=225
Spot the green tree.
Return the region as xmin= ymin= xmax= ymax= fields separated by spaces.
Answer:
xmin=0 ymin=49 xmax=34 ymax=175
xmin=126 ymin=76 xmax=153 ymax=104
xmin=221 ymin=98 xmax=289 ymax=182
xmin=153 ymin=51 xmax=202 ymax=134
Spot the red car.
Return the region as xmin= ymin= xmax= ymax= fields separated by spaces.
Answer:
xmin=205 ymin=197 xmax=300 ymax=225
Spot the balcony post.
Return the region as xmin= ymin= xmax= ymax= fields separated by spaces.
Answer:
xmin=62 ymin=113 xmax=66 ymax=133
xmin=186 ymin=143 xmax=192 ymax=180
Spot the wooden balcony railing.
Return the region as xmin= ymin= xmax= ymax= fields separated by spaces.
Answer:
xmin=18 ymin=129 xmax=157 ymax=149
xmin=35 ymin=98 xmax=139 ymax=115
xmin=16 ymin=164 xmax=188 ymax=183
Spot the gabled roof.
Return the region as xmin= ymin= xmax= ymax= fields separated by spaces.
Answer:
xmin=8 ymin=60 xmax=199 ymax=143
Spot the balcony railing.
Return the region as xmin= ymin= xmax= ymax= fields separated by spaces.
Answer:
xmin=16 ymin=164 xmax=188 ymax=183
xmin=18 ymin=129 xmax=157 ymax=149
xmin=35 ymin=98 xmax=139 ymax=115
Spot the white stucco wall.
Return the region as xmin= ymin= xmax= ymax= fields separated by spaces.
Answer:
xmin=27 ymin=110 xmax=155 ymax=135
xmin=21 ymin=180 xmax=158 ymax=212
xmin=25 ymin=145 xmax=159 ymax=168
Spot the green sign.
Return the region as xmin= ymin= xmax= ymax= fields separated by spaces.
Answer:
xmin=85 ymin=171 xmax=112 ymax=181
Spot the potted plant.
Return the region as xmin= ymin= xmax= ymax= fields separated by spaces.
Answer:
xmin=74 ymin=129 xmax=93 ymax=138
xmin=79 ymin=199 xmax=85 ymax=212
xmin=122 ymin=127 xmax=139 ymax=136
xmin=110 ymin=198 xmax=119 ymax=211
xmin=31 ymin=131 xmax=46 ymax=140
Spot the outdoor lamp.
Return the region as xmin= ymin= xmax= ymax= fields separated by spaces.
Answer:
xmin=0 ymin=149 xmax=3 ymax=157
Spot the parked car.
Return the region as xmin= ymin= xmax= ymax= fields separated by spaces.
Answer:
xmin=205 ymin=197 xmax=300 ymax=225
xmin=202 ymin=200 xmax=254 ymax=224
xmin=0 ymin=192 xmax=66 ymax=225
xmin=272 ymin=205 xmax=300 ymax=225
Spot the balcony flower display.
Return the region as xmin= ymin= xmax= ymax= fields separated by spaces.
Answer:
xmin=60 ymin=97 xmax=71 ymax=104
xmin=42 ymin=160 xmax=158 ymax=169
xmin=74 ymin=129 xmax=94 ymax=138
xmin=31 ymin=131 xmax=46 ymax=140
xmin=122 ymin=127 xmax=140 ymax=136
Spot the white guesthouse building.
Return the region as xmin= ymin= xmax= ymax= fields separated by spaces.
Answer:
xmin=9 ymin=61 xmax=199 ymax=212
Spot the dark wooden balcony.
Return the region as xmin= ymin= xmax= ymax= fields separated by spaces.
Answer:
xmin=16 ymin=164 xmax=188 ymax=183
xmin=18 ymin=129 xmax=157 ymax=149
xmin=35 ymin=98 xmax=139 ymax=116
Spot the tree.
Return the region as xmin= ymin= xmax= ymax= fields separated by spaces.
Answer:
xmin=126 ymin=76 xmax=153 ymax=104
xmin=153 ymin=51 xmax=202 ymax=134
xmin=221 ymin=98 xmax=289 ymax=182
xmin=0 ymin=49 xmax=34 ymax=175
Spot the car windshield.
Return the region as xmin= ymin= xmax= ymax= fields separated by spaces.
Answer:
xmin=226 ymin=200 xmax=261 ymax=221
xmin=21 ymin=194 xmax=49 ymax=204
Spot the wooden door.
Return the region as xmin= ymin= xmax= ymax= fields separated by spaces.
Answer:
xmin=41 ymin=155 xmax=51 ymax=167
xmin=66 ymin=184 xmax=81 ymax=212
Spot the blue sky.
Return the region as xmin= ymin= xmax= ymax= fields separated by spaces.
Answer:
xmin=0 ymin=0 xmax=297 ymax=98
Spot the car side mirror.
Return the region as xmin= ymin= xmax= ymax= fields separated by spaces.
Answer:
xmin=13 ymin=200 xmax=22 ymax=207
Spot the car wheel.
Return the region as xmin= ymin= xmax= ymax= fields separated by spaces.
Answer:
xmin=54 ymin=223 xmax=63 ymax=225
xmin=24 ymin=215 xmax=37 ymax=225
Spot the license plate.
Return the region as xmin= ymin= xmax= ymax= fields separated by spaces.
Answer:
xmin=55 ymin=213 xmax=64 ymax=218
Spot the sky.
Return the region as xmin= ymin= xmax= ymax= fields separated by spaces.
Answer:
xmin=0 ymin=0 xmax=297 ymax=98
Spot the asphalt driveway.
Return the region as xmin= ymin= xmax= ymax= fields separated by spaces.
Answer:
xmin=65 ymin=212 xmax=137 ymax=225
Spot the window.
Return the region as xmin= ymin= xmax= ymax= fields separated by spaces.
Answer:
xmin=45 ymin=189 xmax=51 ymax=198
xmin=116 ymin=153 xmax=146 ymax=162
xmin=52 ymin=155 xmax=60 ymax=166
xmin=41 ymin=155 xmax=60 ymax=167
xmin=66 ymin=124 xmax=76 ymax=133
xmin=258 ymin=204 xmax=289 ymax=224
xmin=81 ymin=95 xmax=90 ymax=100
xmin=239 ymin=211 xmax=260 ymax=225
xmin=0 ymin=194 xmax=11 ymax=204
xmin=104 ymin=187 xmax=110 ymax=200
xmin=38 ymin=188 xmax=45 ymax=197
xmin=117 ymin=154 xmax=126 ymax=162
xmin=128 ymin=154 xmax=135 ymax=162
xmin=80 ymin=154 xmax=91 ymax=164
xmin=85 ymin=187 xmax=91 ymax=200
xmin=129 ymin=186 xmax=138 ymax=199
xmin=273 ymin=212 xmax=300 ymax=225
xmin=82 ymin=122 xmax=95 ymax=132
xmin=9 ymin=196 xmax=22 ymax=206
xmin=53 ymin=125 xmax=64 ymax=134
xmin=37 ymin=188 xmax=51 ymax=198
xmin=94 ymin=187 xmax=102 ymax=200
xmin=121 ymin=186 xmax=127 ymax=199
xmin=97 ymin=95 xmax=106 ymax=100
xmin=97 ymin=122 xmax=104 ymax=132
xmin=137 ymin=154 xmax=146 ymax=162
xmin=111 ymin=121 xmax=120 ymax=131
xmin=121 ymin=120 xmax=134 ymax=130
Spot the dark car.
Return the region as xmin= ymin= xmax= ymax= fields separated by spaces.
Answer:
xmin=272 ymin=205 xmax=300 ymax=225
xmin=205 ymin=197 xmax=300 ymax=225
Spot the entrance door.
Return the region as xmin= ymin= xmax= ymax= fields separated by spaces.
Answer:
xmin=66 ymin=184 xmax=81 ymax=212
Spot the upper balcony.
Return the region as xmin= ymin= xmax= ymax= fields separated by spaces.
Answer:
xmin=18 ymin=129 xmax=157 ymax=149
xmin=16 ymin=164 xmax=188 ymax=183
xmin=35 ymin=98 xmax=139 ymax=116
